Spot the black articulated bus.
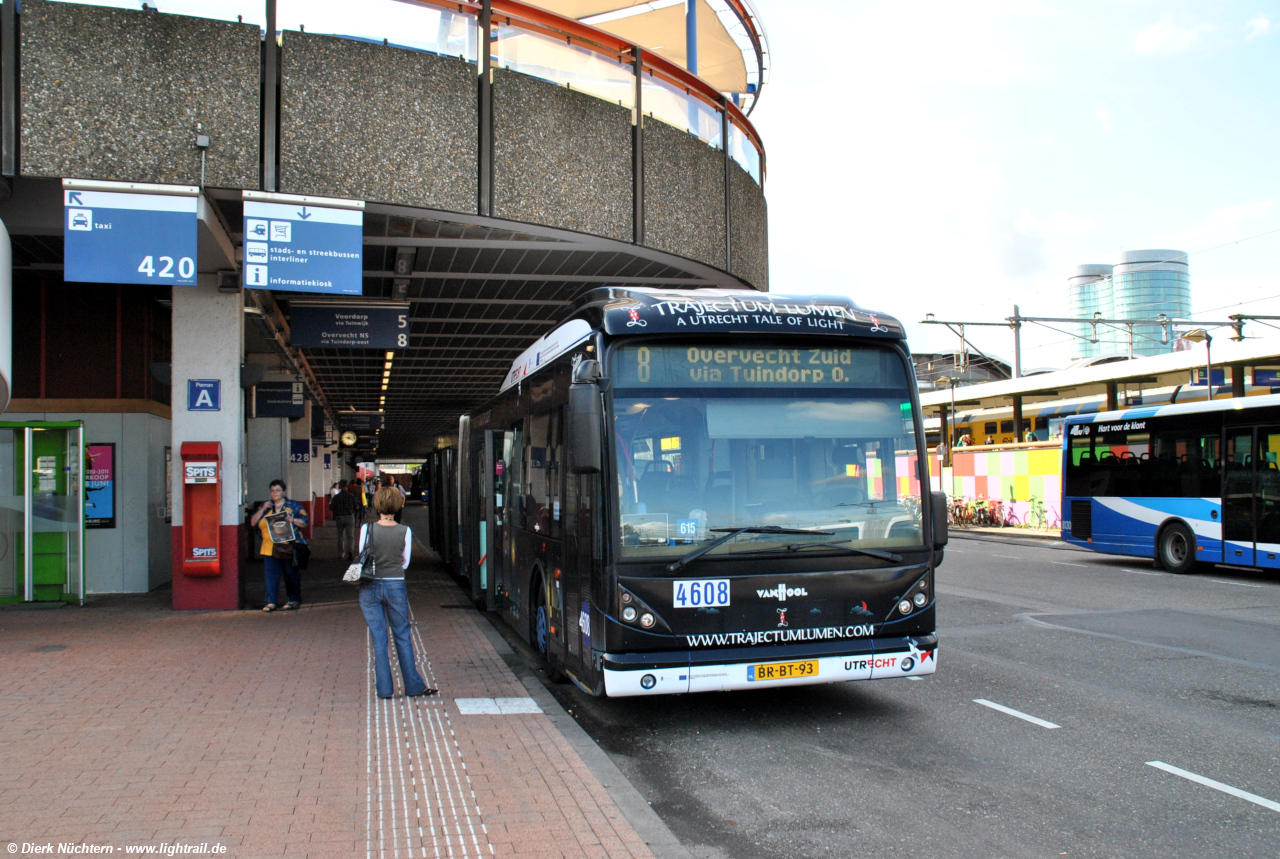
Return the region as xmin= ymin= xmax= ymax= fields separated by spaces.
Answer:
xmin=450 ymin=287 xmax=947 ymax=697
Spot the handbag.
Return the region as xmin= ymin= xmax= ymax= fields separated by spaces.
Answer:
xmin=343 ymin=525 xmax=377 ymax=583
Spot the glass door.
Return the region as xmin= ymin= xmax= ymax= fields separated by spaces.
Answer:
xmin=0 ymin=423 xmax=85 ymax=604
xmin=0 ymin=428 xmax=19 ymax=600
xmin=1222 ymin=428 xmax=1255 ymax=566
xmin=1256 ymin=427 xmax=1280 ymax=568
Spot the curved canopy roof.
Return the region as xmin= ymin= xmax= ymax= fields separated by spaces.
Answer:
xmin=530 ymin=0 xmax=768 ymax=106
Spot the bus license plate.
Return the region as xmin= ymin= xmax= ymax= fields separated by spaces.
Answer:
xmin=748 ymin=660 xmax=818 ymax=682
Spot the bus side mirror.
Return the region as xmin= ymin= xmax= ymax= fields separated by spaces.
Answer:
xmin=568 ymin=360 xmax=603 ymax=475
xmin=931 ymin=491 xmax=948 ymax=548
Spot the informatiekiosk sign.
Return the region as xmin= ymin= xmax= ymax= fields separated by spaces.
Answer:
xmin=242 ymin=192 xmax=364 ymax=296
xmin=63 ymin=181 xmax=198 ymax=286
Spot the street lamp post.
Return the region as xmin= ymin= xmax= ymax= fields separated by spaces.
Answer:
xmin=1181 ymin=328 xmax=1213 ymax=400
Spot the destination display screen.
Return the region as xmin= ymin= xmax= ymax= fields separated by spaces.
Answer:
xmin=612 ymin=343 xmax=907 ymax=389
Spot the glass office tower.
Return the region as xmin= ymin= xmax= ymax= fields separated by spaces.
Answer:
xmin=1069 ymin=250 xmax=1190 ymax=359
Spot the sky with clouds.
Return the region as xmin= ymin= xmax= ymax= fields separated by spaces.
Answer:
xmin=748 ymin=1 xmax=1280 ymax=367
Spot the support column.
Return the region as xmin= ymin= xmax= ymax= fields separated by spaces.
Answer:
xmin=1105 ymin=381 xmax=1119 ymax=411
xmin=938 ymin=405 xmax=950 ymax=467
xmin=171 ymin=283 xmax=244 ymax=610
xmin=1012 ymin=395 xmax=1024 ymax=442
xmin=1231 ymin=364 xmax=1246 ymax=398
xmin=289 ymin=400 xmax=314 ymax=539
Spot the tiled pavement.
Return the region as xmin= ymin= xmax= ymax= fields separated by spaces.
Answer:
xmin=0 ymin=506 xmax=660 ymax=858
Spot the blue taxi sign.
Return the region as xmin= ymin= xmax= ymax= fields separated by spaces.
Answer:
xmin=63 ymin=186 xmax=198 ymax=286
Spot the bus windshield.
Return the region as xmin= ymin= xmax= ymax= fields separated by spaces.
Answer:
xmin=611 ymin=342 xmax=923 ymax=561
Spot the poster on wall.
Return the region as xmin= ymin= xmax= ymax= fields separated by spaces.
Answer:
xmin=86 ymin=443 xmax=116 ymax=529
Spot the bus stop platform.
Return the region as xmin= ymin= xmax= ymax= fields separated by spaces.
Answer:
xmin=0 ymin=507 xmax=673 ymax=858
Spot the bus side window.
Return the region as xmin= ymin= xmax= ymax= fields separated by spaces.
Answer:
xmin=525 ymin=412 xmax=552 ymax=534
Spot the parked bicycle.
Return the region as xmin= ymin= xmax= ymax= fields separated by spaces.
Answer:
xmin=1025 ymin=496 xmax=1060 ymax=531
xmin=948 ymin=496 xmax=974 ymax=527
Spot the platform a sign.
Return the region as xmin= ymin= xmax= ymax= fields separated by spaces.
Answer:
xmin=242 ymin=195 xmax=363 ymax=296
xmin=290 ymin=304 xmax=410 ymax=349
xmin=64 ymin=187 xmax=198 ymax=286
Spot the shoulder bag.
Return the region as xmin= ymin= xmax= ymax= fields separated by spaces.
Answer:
xmin=343 ymin=525 xmax=377 ymax=583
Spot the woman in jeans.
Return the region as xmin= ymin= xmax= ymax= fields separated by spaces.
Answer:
xmin=250 ymin=479 xmax=308 ymax=612
xmin=358 ymin=486 xmax=436 ymax=699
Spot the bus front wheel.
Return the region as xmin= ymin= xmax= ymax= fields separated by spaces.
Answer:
xmin=532 ymin=576 xmax=565 ymax=682
xmin=1157 ymin=522 xmax=1197 ymax=575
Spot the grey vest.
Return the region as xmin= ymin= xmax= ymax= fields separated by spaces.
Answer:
xmin=365 ymin=523 xmax=409 ymax=579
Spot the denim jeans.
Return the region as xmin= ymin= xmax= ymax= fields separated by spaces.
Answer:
xmin=263 ymin=555 xmax=300 ymax=605
xmin=359 ymin=579 xmax=427 ymax=698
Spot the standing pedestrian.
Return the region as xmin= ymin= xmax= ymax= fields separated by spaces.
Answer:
xmin=349 ymin=478 xmax=367 ymax=523
xmin=250 ymin=479 xmax=308 ymax=612
xmin=330 ymin=478 xmax=358 ymax=561
xmin=357 ymin=486 xmax=436 ymax=699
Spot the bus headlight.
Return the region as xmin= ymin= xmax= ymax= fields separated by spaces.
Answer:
xmin=898 ymin=599 xmax=913 ymax=615
xmin=640 ymin=612 xmax=656 ymax=629
xmin=622 ymin=606 xmax=637 ymax=622
xmin=913 ymin=591 xmax=927 ymax=607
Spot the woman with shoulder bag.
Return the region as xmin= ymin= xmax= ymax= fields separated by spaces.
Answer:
xmin=357 ymin=486 xmax=436 ymax=699
xmin=250 ymin=479 xmax=309 ymax=612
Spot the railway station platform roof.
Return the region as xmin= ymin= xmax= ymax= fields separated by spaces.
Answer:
xmin=918 ymin=337 xmax=1280 ymax=416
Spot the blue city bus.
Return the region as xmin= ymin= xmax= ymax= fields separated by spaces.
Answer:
xmin=448 ymin=288 xmax=947 ymax=697
xmin=1061 ymin=393 xmax=1280 ymax=573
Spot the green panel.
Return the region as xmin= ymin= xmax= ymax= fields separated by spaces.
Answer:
xmin=12 ymin=426 xmax=76 ymax=601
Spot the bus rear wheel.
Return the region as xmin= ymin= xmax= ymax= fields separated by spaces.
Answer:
xmin=1157 ymin=522 xmax=1197 ymax=575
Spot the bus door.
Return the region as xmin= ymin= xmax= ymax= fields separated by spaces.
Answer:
xmin=477 ymin=430 xmax=496 ymax=607
xmin=490 ymin=426 xmax=522 ymax=612
xmin=1255 ymin=427 xmax=1280 ymax=569
xmin=1223 ymin=427 xmax=1256 ymax=566
xmin=566 ymin=469 xmax=602 ymax=681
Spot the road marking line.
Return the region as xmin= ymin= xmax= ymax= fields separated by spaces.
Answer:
xmin=1146 ymin=761 xmax=1280 ymax=813
xmin=1208 ymin=579 xmax=1263 ymax=588
xmin=972 ymin=698 xmax=1060 ymax=729
xmin=992 ymin=554 xmax=1020 ymax=559
xmin=1122 ymin=568 xmax=1162 ymax=576
xmin=1051 ymin=561 xmax=1089 ymax=567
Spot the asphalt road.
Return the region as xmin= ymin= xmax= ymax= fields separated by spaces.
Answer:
xmin=521 ymin=534 xmax=1280 ymax=858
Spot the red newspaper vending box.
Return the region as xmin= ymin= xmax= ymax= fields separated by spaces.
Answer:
xmin=180 ymin=442 xmax=222 ymax=576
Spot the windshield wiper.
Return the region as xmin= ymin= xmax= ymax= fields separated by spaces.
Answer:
xmin=781 ymin=541 xmax=903 ymax=563
xmin=666 ymin=526 xmax=835 ymax=574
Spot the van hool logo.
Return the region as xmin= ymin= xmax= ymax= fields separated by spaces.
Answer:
xmin=757 ymin=583 xmax=809 ymax=601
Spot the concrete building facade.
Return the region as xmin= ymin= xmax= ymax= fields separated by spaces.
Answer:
xmin=0 ymin=0 xmax=772 ymax=605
